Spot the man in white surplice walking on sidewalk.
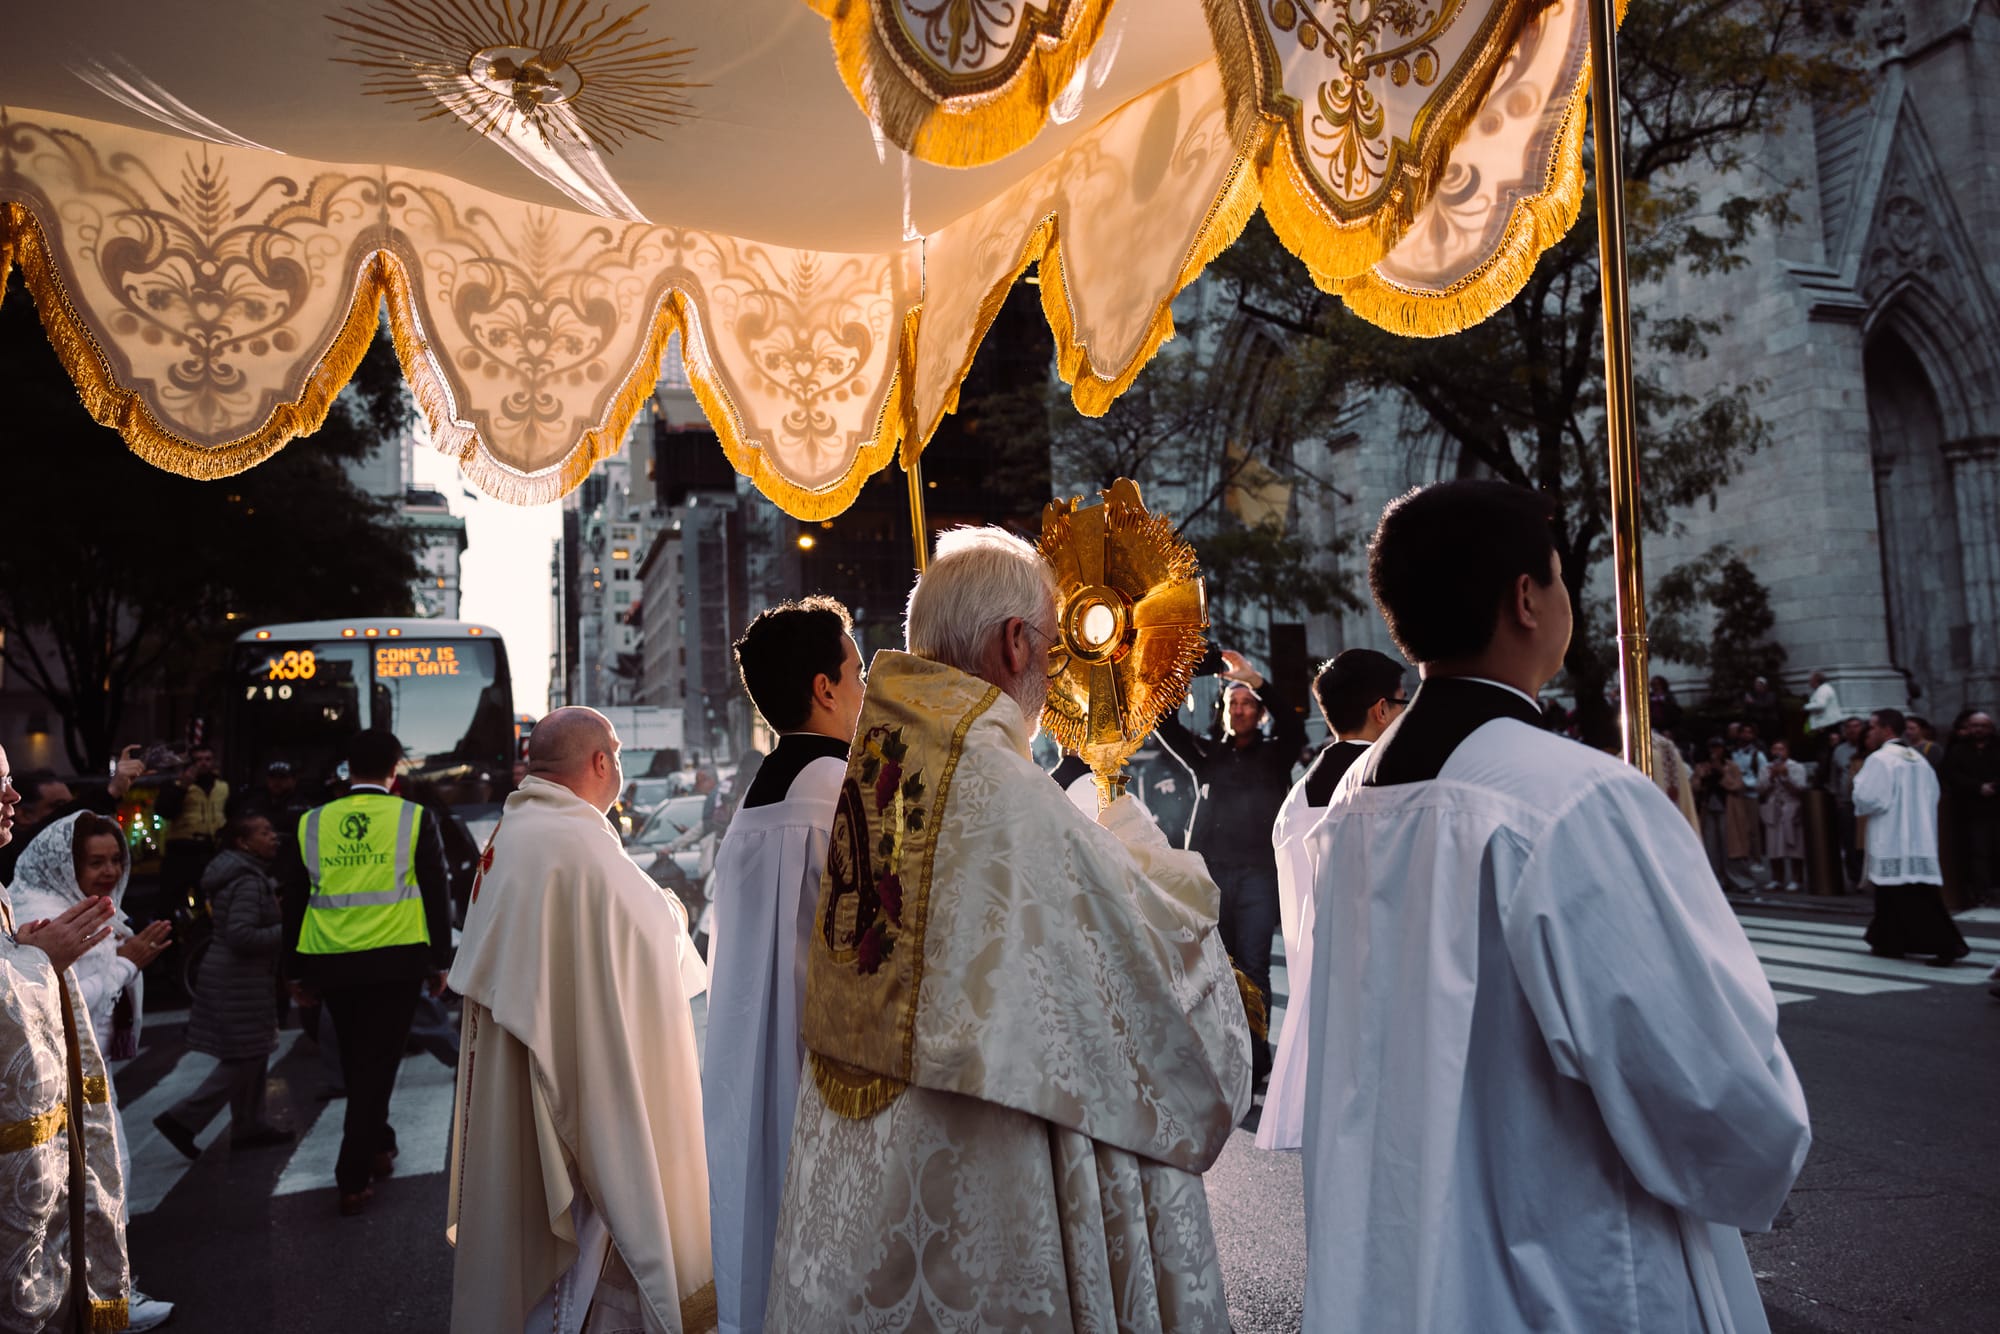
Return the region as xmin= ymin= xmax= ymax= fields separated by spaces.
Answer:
xmin=702 ymin=598 xmax=864 ymax=1334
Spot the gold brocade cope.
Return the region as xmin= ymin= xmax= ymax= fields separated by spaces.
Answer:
xmin=803 ymin=652 xmax=999 ymax=1119
xmin=1038 ymin=479 xmax=1207 ymax=809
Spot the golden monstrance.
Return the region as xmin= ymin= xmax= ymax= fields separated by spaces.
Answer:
xmin=1038 ymin=479 xmax=1208 ymax=811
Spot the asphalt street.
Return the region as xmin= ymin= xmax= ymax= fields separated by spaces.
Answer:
xmin=114 ymin=905 xmax=1997 ymax=1332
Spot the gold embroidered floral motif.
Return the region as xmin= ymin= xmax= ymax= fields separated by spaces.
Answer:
xmin=1 ymin=110 xmax=906 ymax=513
xmin=890 ymin=0 xmax=1073 ymax=89
xmin=812 ymin=0 xmax=1116 ymax=166
xmin=1282 ymin=0 xmax=1460 ymax=201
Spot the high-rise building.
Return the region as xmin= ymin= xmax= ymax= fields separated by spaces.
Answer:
xmin=341 ymin=432 xmax=468 ymax=619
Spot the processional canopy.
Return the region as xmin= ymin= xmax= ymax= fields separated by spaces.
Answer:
xmin=1038 ymin=479 xmax=1207 ymax=810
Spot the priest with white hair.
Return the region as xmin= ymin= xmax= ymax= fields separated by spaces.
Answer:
xmin=767 ymin=527 xmax=1252 ymax=1331
xmin=447 ymin=707 xmax=714 ymax=1333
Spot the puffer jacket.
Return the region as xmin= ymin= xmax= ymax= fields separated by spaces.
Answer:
xmin=188 ymin=849 xmax=283 ymax=1059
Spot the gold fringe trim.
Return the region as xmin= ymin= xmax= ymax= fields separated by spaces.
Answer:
xmin=1203 ymin=0 xmax=1544 ymax=284
xmin=1337 ymin=0 xmax=1623 ymax=337
xmin=1233 ymin=965 xmax=1268 ymax=1043
xmin=378 ymin=252 xmax=634 ymax=509
xmin=810 ymin=1052 xmax=908 ymax=1121
xmin=678 ymin=1280 xmax=719 ymax=1333
xmin=1045 ymin=150 xmax=1263 ymax=418
xmin=90 ymin=1297 xmax=128 ymax=1332
xmin=674 ymin=287 xmax=910 ymax=522
xmin=914 ymin=146 xmax=1262 ymax=449
xmin=0 ymin=202 xmax=382 ymax=480
xmin=0 ymin=1101 xmax=66 ymax=1154
xmin=79 ymin=1075 xmax=109 ymax=1105
xmin=3 ymin=200 xmax=907 ymax=518
xmin=815 ymin=0 xmax=1119 ymax=169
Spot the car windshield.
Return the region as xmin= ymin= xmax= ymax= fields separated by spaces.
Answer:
xmin=629 ymin=795 xmax=706 ymax=845
xmin=623 ymin=777 xmax=674 ymax=810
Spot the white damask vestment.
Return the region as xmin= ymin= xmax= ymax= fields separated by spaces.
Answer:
xmin=768 ymin=652 xmax=1251 ymax=1331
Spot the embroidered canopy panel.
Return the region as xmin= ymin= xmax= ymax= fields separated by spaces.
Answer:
xmin=0 ymin=1 xmax=1613 ymax=513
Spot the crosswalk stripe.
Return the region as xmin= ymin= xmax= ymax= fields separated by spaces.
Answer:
xmin=122 ymin=1032 xmax=302 ymax=1216
xmin=1738 ymin=915 xmax=1868 ymax=939
xmin=1749 ymin=939 xmax=1993 ymax=985
xmin=1755 ymin=962 xmax=1924 ymax=995
xmin=274 ymin=1053 xmax=457 ymax=1197
xmin=1770 ymin=989 xmax=1813 ymax=1005
xmin=1742 ymin=924 xmax=1998 ymax=961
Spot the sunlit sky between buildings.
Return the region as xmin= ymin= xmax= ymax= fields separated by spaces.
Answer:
xmin=410 ymin=446 xmax=560 ymax=718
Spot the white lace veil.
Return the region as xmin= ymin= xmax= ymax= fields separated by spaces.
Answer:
xmin=11 ymin=811 xmax=132 ymax=913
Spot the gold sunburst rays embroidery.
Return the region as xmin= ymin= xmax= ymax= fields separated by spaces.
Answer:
xmin=330 ymin=0 xmax=702 ymax=150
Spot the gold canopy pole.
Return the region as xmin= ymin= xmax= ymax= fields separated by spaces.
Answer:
xmin=1587 ymin=0 xmax=1652 ymax=777
xmin=905 ymin=449 xmax=929 ymax=572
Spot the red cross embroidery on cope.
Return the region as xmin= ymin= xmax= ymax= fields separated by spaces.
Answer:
xmin=472 ymin=836 xmax=497 ymax=904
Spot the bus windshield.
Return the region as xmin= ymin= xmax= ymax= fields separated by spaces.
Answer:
xmin=231 ymin=625 xmax=514 ymax=803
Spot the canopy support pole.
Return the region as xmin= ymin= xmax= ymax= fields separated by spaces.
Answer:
xmin=1587 ymin=0 xmax=1652 ymax=776
xmin=906 ymin=450 xmax=929 ymax=572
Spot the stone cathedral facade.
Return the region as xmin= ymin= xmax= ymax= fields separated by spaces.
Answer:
xmin=1281 ymin=0 xmax=2000 ymax=724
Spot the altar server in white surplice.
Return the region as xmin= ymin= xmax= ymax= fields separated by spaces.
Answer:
xmin=1302 ymin=481 xmax=1811 ymax=1334
xmin=1257 ymin=648 xmax=1405 ymax=1152
xmin=448 ymin=708 xmax=713 ymax=1334
xmin=768 ymin=527 xmax=1252 ymax=1332
xmin=702 ymin=598 xmax=864 ymax=1334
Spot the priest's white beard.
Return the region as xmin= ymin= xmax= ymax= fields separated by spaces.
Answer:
xmin=1007 ymin=671 xmax=1048 ymax=740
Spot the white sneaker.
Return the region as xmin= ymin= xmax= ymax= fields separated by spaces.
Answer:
xmin=126 ymin=1290 xmax=174 ymax=1331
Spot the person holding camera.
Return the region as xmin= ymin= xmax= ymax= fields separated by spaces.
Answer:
xmin=154 ymin=744 xmax=230 ymax=907
xmin=0 ymin=743 xmax=145 ymax=883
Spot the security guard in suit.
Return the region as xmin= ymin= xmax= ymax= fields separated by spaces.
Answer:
xmin=291 ymin=729 xmax=452 ymax=1216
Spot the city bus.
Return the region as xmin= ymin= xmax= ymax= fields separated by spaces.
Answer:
xmin=225 ymin=618 xmax=515 ymax=803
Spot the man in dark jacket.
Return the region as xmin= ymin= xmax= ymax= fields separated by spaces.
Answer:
xmin=286 ymin=730 xmax=453 ymax=1216
xmin=1945 ymin=711 xmax=2000 ymax=906
xmin=1153 ymin=646 xmax=1308 ymax=1086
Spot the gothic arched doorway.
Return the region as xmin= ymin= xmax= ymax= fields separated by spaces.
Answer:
xmin=1865 ymin=324 xmax=1969 ymax=714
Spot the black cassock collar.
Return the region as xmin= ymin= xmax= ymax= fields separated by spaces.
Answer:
xmin=1357 ymin=677 xmax=1548 ymax=788
xmin=1303 ymin=740 xmax=1372 ymax=807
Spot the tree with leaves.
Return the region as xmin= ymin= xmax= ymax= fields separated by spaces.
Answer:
xmin=1214 ymin=0 xmax=1867 ymax=745
xmin=1034 ymin=308 xmax=1358 ymax=650
xmin=0 ymin=273 xmax=421 ymax=769
xmin=1649 ymin=546 xmax=1788 ymax=694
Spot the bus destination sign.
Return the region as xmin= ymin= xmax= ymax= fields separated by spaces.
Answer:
xmin=375 ymin=645 xmax=462 ymax=679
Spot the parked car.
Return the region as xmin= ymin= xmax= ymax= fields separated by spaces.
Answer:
xmin=624 ymin=794 xmax=709 ymax=916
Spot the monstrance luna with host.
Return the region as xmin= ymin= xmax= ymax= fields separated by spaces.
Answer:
xmin=1038 ymin=480 xmax=1208 ymax=811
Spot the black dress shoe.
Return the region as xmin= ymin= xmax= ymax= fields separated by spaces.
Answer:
xmin=152 ymin=1113 xmax=200 ymax=1161
xmin=370 ymin=1148 xmax=398 ymax=1180
xmin=338 ymin=1187 xmax=374 ymax=1217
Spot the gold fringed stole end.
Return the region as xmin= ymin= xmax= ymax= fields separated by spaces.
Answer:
xmin=679 ymin=1279 xmax=719 ymax=1334
xmin=808 ymin=1053 xmax=909 ymax=1122
xmin=1233 ymin=966 xmax=1268 ymax=1044
xmin=90 ymin=1298 xmax=128 ymax=1332
xmin=801 ymin=654 xmax=998 ymax=1118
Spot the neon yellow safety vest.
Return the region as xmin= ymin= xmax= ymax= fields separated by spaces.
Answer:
xmin=296 ymin=793 xmax=429 ymax=955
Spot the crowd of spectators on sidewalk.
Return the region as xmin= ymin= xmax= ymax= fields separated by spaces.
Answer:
xmin=1631 ymin=672 xmax=1997 ymax=909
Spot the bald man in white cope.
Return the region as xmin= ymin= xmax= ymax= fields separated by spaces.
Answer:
xmin=447 ymin=708 xmax=716 ymax=1334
